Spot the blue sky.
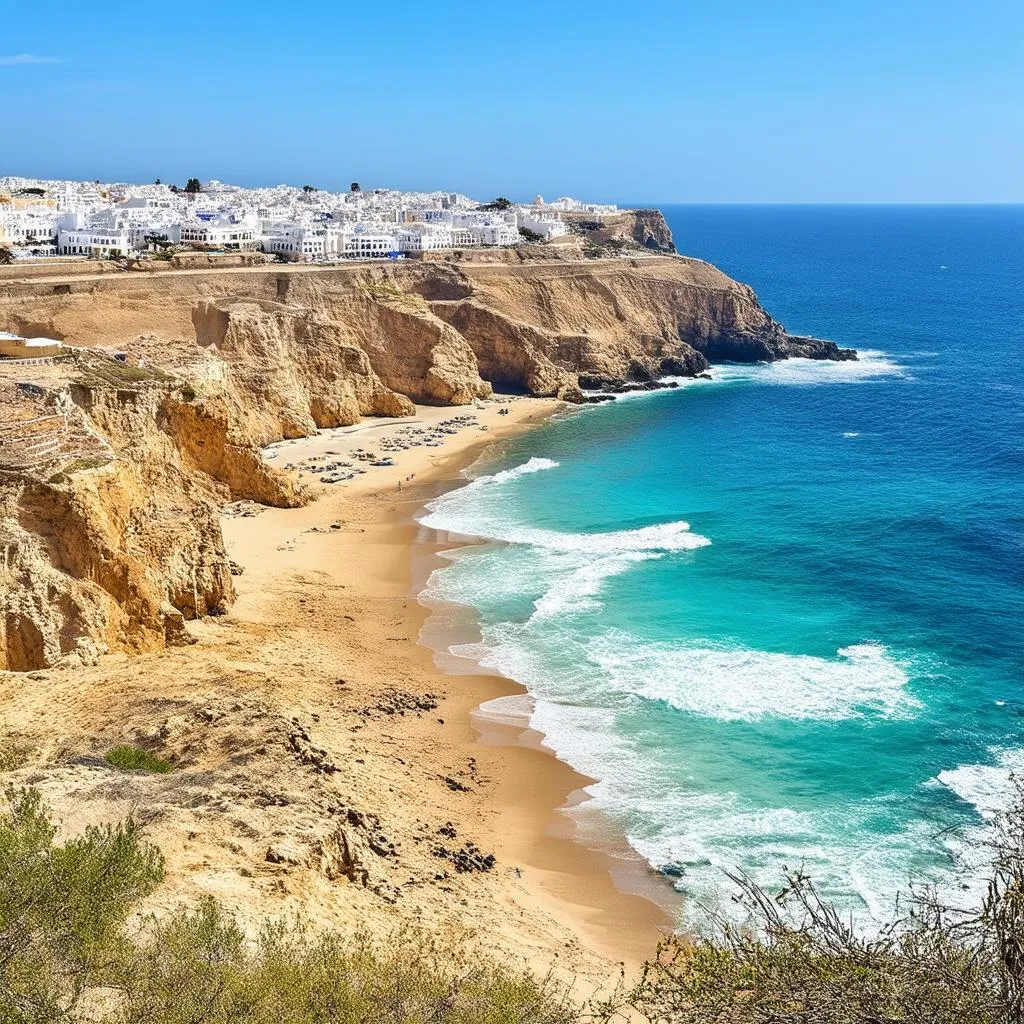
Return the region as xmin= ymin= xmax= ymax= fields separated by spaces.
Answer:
xmin=3 ymin=0 xmax=1021 ymax=202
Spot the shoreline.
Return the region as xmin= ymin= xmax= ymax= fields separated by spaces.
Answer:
xmin=410 ymin=464 xmax=685 ymax=930
xmin=0 ymin=394 xmax=675 ymax=978
xmin=223 ymin=395 xmax=675 ymax=972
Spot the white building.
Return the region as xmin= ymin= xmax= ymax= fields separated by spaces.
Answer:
xmin=515 ymin=208 xmax=568 ymax=241
xmin=342 ymin=226 xmax=398 ymax=258
xmin=3 ymin=175 xmax=624 ymax=262
xmin=126 ymin=223 xmax=181 ymax=250
xmin=479 ymin=221 xmax=520 ymax=246
xmin=57 ymin=227 xmax=131 ymax=256
xmin=261 ymin=225 xmax=328 ymax=260
xmin=179 ymin=215 xmax=259 ymax=249
xmin=0 ymin=207 xmax=62 ymax=247
xmin=395 ymin=224 xmax=453 ymax=252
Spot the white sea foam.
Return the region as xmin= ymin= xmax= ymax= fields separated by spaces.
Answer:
xmin=516 ymin=520 xmax=710 ymax=555
xmin=920 ymin=748 xmax=1024 ymax=911
xmin=936 ymin=747 xmax=1024 ymax=820
xmin=590 ymin=634 xmax=918 ymax=722
xmin=473 ymin=693 xmax=535 ymax=728
xmin=530 ymin=552 xmax=661 ymax=619
xmin=421 ymin=457 xmax=711 ymax=556
xmin=437 ymin=621 xmax=946 ymax=927
xmin=712 ymin=349 xmax=907 ymax=386
xmin=424 ymin=506 xmax=711 ymax=555
xmin=521 ymin=687 xmax=941 ymax=926
xmin=467 ymin=456 xmax=560 ymax=486
xmin=418 ymin=434 xmax=930 ymax=927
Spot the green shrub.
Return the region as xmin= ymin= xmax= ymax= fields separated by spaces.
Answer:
xmin=0 ymin=787 xmax=164 ymax=1021
xmin=3 ymin=781 xmax=1023 ymax=1023
xmin=104 ymin=746 xmax=173 ymax=774
xmin=0 ymin=788 xmax=578 ymax=1023
xmin=118 ymin=904 xmax=578 ymax=1024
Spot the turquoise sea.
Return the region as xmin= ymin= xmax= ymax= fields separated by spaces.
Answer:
xmin=420 ymin=205 xmax=1024 ymax=925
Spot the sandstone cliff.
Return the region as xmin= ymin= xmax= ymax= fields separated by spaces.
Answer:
xmin=0 ymin=248 xmax=854 ymax=670
xmin=563 ymin=209 xmax=678 ymax=253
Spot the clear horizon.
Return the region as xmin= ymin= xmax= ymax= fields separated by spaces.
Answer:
xmin=4 ymin=0 xmax=1022 ymax=204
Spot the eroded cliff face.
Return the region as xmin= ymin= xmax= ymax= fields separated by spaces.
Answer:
xmin=435 ymin=256 xmax=853 ymax=388
xmin=190 ymin=297 xmax=416 ymax=437
xmin=0 ymin=378 xmax=249 ymax=671
xmin=563 ymin=209 xmax=678 ymax=253
xmin=0 ymin=247 xmax=854 ymax=670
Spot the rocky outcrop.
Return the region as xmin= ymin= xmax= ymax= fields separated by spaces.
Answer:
xmin=0 ymin=242 xmax=856 ymax=670
xmin=563 ymin=209 xmax=677 ymax=252
xmin=190 ymin=297 xmax=415 ymax=438
xmin=626 ymin=210 xmax=678 ymax=252
xmin=0 ymin=380 xmax=240 ymax=671
xmin=342 ymin=290 xmax=490 ymax=405
xmin=451 ymin=257 xmax=854 ymax=383
xmin=690 ymin=331 xmax=857 ymax=363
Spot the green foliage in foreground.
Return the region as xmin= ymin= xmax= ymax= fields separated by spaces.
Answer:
xmin=0 ymin=787 xmax=576 ymax=1024
xmin=619 ymin=786 xmax=1024 ymax=1024
xmin=625 ymin=881 xmax=1004 ymax=1023
xmin=1 ymin=781 xmax=1022 ymax=1023
xmin=117 ymin=904 xmax=577 ymax=1024
xmin=0 ymin=788 xmax=164 ymax=1022
xmin=103 ymin=746 xmax=172 ymax=774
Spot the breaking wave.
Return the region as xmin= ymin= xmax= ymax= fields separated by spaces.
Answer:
xmin=590 ymin=636 xmax=919 ymax=722
xmin=530 ymin=552 xmax=662 ymax=620
xmin=712 ymin=350 xmax=907 ymax=386
xmin=937 ymin=747 xmax=1024 ymax=821
xmin=466 ymin=456 xmax=560 ymax=487
xmin=421 ymin=459 xmax=710 ymax=555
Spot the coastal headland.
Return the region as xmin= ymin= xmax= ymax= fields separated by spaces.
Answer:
xmin=0 ymin=228 xmax=856 ymax=974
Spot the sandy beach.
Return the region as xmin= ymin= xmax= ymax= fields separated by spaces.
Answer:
xmin=221 ymin=394 xmax=678 ymax=973
xmin=0 ymin=393 xmax=674 ymax=989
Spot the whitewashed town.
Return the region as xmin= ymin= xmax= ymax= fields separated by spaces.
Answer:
xmin=0 ymin=176 xmax=620 ymax=263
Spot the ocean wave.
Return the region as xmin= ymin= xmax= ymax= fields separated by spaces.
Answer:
xmin=423 ymin=514 xmax=711 ymax=555
xmin=473 ymin=693 xmax=535 ymax=728
xmin=467 ymin=456 xmax=560 ymax=487
xmin=421 ymin=458 xmax=710 ymax=556
xmin=523 ymin=693 xmax=945 ymax=926
xmin=590 ymin=634 xmax=919 ymax=722
xmin=920 ymin=748 xmax=1024 ymax=912
xmin=712 ymin=350 xmax=907 ymax=386
xmin=530 ymin=551 xmax=661 ymax=620
xmin=574 ymin=350 xmax=905 ymax=404
xmin=936 ymin=747 xmax=1024 ymax=820
xmin=439 ymin=622 xmax=944 ymax=926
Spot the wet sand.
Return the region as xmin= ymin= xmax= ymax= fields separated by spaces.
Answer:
xmin=223 ymin=395 xmax=678 ymax=973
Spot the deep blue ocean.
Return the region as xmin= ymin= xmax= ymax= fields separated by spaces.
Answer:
xmin=421 ymin=205 xmax=1024 ymax=925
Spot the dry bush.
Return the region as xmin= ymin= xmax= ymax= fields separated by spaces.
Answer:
xmin=2 ymin=780 xmax=1021 ymax=1024
xmin=619 ymin=786 xmax=1024 ymax=1023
